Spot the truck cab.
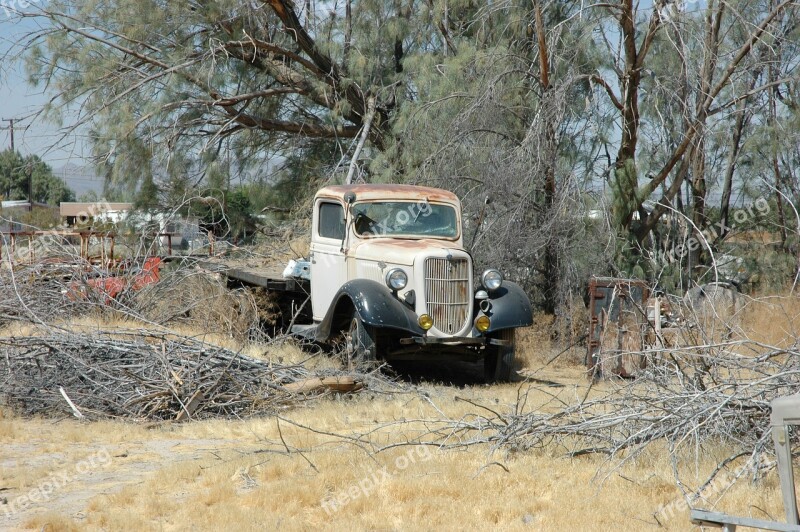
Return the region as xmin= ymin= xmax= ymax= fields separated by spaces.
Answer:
xmin=303 ymin=184 xmax=532 ymax=382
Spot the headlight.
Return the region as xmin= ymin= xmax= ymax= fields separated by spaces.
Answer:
xmin=418 ymin=314 xmax=434 ymax=330
xmin=481 ymin=269 xmax=503 ymax=291
xmin=386 ymin=268 xmax=408 ymax=291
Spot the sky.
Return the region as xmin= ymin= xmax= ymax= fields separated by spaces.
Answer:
xmin=0 ymin=12 xmax=102 ymax=195
xmin=0 ymin=15 xmax=83 ymax=162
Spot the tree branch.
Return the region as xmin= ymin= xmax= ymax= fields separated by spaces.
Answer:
xmin=590 ymin=74 xmax=623 ymax=110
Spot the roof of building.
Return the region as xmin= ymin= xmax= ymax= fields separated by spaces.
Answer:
xmin=59 ymin=202 xmax=134 ymax=217
xmin=1 ymin=200 xmax=52 ymax=209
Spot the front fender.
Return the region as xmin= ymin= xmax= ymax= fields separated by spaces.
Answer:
xmin=484 ymin=281 xmax=533 ymax=333
xmin=315 ymin=279 xmax=425 ymax=341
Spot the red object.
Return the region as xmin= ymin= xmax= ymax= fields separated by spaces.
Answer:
xmin=68 ymin=256 xmax=162 ymax=302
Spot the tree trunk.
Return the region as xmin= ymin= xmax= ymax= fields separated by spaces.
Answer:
xmin=535 ymin=0 xmax=558 ymax=314
xmin=769 ymin=60 xmax=788 ymax=248
xmin=718 ymin=95 xmax=750 ymax=241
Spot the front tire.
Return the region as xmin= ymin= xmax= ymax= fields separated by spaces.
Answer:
xmin=484 ymin=328 xmax=517 ymax=383
xmin=344 ymin=311 xmax=378 ymax=369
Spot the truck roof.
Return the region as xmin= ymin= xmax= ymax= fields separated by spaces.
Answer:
xmin=315 ymin=184 xmax=460 ymax=204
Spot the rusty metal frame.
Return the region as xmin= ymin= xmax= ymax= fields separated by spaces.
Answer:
xmin=0 ymin=230 xmax=116 ymax=267
xmin=586 ymin=276 xmax=650 ymax=377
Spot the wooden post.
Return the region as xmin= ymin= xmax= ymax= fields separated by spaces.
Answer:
xmin=654 ymin=296 xmax=663 ymax=348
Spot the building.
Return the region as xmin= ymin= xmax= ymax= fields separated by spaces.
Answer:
xmin=60 ymin=202 xmax=134 ymax=227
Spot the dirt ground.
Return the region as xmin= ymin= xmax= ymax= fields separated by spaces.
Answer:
xmin=1 ymin=349 xmax=791 ymax=531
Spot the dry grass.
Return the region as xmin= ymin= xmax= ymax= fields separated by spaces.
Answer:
xmin=4 ymin=295 xmax=800 ymax=530
xmin=1 ymin=379 xmax=789 ymax=531
xmin=736 ymin=293 xmax=800 ymax=347
xmin=518 ymin=311 xmax=585 ymax=370
xmin=132 ymin=270 xmax=260 ymax=342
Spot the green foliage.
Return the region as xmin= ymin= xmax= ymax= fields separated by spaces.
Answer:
xmin=610 ymin=159 xmax=640 ymax=230
xmin=22 ymin=0 xmax=422 ymax=201
xmin=192 ymin=185 xmax=258 ymax=243
xmin=0 ymin=149 xmax=74 ymax=205
xmin=78 ymin=190 xmax=100 ymax=202
xmin=135 ymin=175 xmax=160 ymax=210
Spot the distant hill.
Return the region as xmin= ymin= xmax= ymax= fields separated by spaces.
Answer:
xmin=52 ymin=163 xmax=104 ymax=199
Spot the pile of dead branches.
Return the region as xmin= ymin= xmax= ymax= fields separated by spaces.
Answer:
xmin=130 ymin=264 xmax=261 ymax=342
xmin=396 ymin=337 xmax=798 ymax=498
xmin=0 ymin=252 xmax=264 ymax=343
xmin=0 ymin=260 xmax=91 ymax=325
xmin=0 ymin=329 xmax=377 ymax=420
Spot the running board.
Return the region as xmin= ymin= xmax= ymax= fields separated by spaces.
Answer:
xmin=290 ymin=324 xmax=318 ymax=341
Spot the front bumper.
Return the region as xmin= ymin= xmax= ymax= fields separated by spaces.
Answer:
xmin=388 ymin=334 xmax=508 ymax=361
xmin=399 ymin=336 xmax=510 ymax=347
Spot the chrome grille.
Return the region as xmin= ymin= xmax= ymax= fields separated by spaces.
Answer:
xmin=424 ymin=257 xmax=470 ymax=334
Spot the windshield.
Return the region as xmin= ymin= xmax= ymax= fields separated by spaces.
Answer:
xmin=352 ymin=201 xmax=458 ymax=238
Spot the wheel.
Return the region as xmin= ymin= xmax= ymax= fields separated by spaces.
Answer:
xmin=484 ymin=328 xmax=517 ymax=383
xmin=344 ymin=311 xmax=378 ymax=369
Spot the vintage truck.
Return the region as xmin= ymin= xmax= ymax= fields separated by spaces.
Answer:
xmin=217 ymin=184 xmax=533 ymax=382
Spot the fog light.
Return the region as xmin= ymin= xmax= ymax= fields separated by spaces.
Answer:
xmin=418 ymin=314 xmax=434 ymax=330
xmin=475 ymin=315 xmax=491 ymax=332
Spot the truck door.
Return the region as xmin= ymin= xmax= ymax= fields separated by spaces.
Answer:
xmin=310 ymin=200 xmax=348 ymax=321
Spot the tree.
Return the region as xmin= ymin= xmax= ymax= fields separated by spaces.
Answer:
xmin=0 ymin=149 xmax=74 ymax=205
xmin=14 ymin=0 xmax=419 ymax=194
xmin=191 ymin=185 xmax=258 ymax=243
xmin=372 ymin=2 xmax=614 ymax=318
xmin=597 ymin=0 xmax=796 ymax=248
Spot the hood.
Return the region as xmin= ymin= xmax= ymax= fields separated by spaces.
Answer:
xmin=349 ymin=238 xmax=463 ymax=266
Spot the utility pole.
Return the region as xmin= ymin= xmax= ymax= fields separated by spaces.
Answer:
xmin=27 ymin=162 xmax=32 ymax=212
xmin=2 ymin=118 xmax=15 ymax=151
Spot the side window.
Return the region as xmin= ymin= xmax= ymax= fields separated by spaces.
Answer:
xmin=318 ymin=202 xmax=345 ymax=240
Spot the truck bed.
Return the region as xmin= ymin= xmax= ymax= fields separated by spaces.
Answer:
xmin=194 ymin=257 xmax=309 ymax=293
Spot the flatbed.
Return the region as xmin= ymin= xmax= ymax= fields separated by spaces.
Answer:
xmin=194 ymin=258 xmax=309 ymax=293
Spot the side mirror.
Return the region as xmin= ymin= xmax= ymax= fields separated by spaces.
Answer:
xmin=344 ymin=191 xmax=357 ymax=205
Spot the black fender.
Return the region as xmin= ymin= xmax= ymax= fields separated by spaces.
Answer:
xmin=315 ymin=279 xmax=425 ymax=341
xmin=484 ymin=281 xmax=533 ymax=333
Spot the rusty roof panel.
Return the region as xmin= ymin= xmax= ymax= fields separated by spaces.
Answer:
xmin=315 ymin=184 xmax=460 ymax=204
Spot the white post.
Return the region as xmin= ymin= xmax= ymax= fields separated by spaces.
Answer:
xmin=771 ymin=394 xmax=800 ymax=525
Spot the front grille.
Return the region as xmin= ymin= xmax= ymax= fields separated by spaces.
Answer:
xmin=424 ymin=257 xmax=470 ymax=334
